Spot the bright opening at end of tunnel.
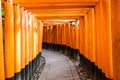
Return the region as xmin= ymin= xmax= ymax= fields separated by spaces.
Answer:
xmin=43 ymin=20 xmax=79 ymax=26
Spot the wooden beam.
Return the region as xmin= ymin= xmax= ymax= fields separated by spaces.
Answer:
xmin=19 ymin=2 xmax=97 ymax=9
xmin=27 ymin=8 xmax=89 ymax=14
xmin=36 ymin=16 xmax=81 ymax=20
xmin=13 ymin=0 xmax=98 ymax=4
xmin=35 ymin=13 xmax=85 ymax=17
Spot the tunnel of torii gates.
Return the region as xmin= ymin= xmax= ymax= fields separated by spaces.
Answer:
xmin=0 ymin=0 xmax=120 ymax=80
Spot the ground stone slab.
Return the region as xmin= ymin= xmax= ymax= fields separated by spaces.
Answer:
xmin=38 ymin=49 xmax=80 ymax=80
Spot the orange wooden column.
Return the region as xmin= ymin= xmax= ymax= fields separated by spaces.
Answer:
xmin=24 ymin=10 xmax=30 ymax=80
xmin=74 ymin=20 xmax=79 ymax=50
xmin=46 ymin=26 xmax=50 ymax=43
xmin=28 ymin=12 xmax=32 ymax=63
xmin=37 ymin=21 xmax=39 ymax=55
xmin=84 ymin=14 xmax=89 ymax=59
xmin=32 ymin=16 xmax=39 ymax=74
xmin=49 ymin=26 xmax=53 ymax=44
xmin=70 ymin=26 xmax=72 ymax=48
xmin=43 ymin=26 xmax=47 ymax=43
xmin=111 ymin=0 xmax=120 ymax=80
xmin=34 ymin=21 xmax=38 ymax=58
xmin=79 ymin=17 xmax=85 ymax=55
xmin=58 ymin=24 xmax=62 ymax=45
xmin=101 ymin=0 xmax=113 ymax=79
xmin=24 ymin=10 xmax=29 ymax=66
xmin=63 ymin=24 xmax=66 ymax=46
xmin=67 ymin=23 xmax=71 ymax=47
xmin=65 ymin=23 xmax=68 ymax=46
xmin=87 ymin=8 xmax=95 ymax=63
xmin=61 ymin=24 xmax=64 ymax=45
xmin=95 ymin=0 xmax=113 ymax=79
xmin=4 ymin=0 xmax=14 ymax=79
xmin=28 ymin=12 xmax=33 ymax=79
xmin=32 ymin=15 xmax=35 ymax=60
xmin=45 ymin=26 xmax=47 ymax=43
xmin=0 ymin=0 xmax=5 ymax=79
xmin=38 ymin=21 xmax=43 ymax=53
xmin=56 ymin=24 xmax=59 ymax=44
xmin=14 ymin=4 xmax=21 ymax=79
xmin=20 ymin=7 xmax=25 ymax=80
xmin=71 ymin=26 xmax=73 ymax=49
xmin=34 ymin=20 xmax=38 ymax=56
xmin=57 ymin=24 xmax=60 ymax=45
xmin=52 ymin=25 xmax=55 ymax=44
xmin=54 ymin=25 xmax=58 ymax=45
xmin=94 ymin=2 xmax=102 ymax=69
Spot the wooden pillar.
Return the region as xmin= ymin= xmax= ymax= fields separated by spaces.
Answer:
xmin=34 ymin=20 xmax=38 ymax=56
xmin=94 ymin=1 xmax=102 ymax=69
xmin=49 ymin=26 xmax=53 ymax=44
xmin=38 ymin=21 xmax=43 ymax=53
xmin=67 ymin=23 xmax=71 ymax=47
xmin=70 ymin=26 xmax=74 ymax=49
xmin=24 ymin=10 xmax=29 ymax=80
xmin=28 ymin=12 xmax=32 ymax=63
xmin=56 ymin=24 xmax=59 ymax=45
xmin=36 ymin=19 xmax=39 ymax=56
xmin=111 ymin=0 xmax=120 ymax=80
xmin=101 ymin=0 xmax=113 ymax=78
xmin=14 ymin=4 xmax=21 ymax=80
xmin=61 ymin=24 xmax=64 ymax=45
xmin=95 ymin=0 xmax=113 ymax=79
xmin=0 ymin=0 xmax=5 ymax=79
xmin=84 ymin=14 xmax=89 ymax=59
xmin=28 ymin=12 xmax=33 ymax=79
xmin=87 ymin=8 xmax=95 ymax=63
xmin=54 ymin=24 xmax=57 ymax=45
xmin=32 ymin=15 xmax=36 ymax=73
xmin=59 ymin=24 xmax=62 ymax=45
xmin=79 ymin=17 xmax=85 ymax=55
xmin=20 ymin=7 xmax=25 ymax=80
xmin=4 ymin=0 xmax=14 ymax=79
xmin=74 ymin=20 xmax=79 ymax=50
xmin=63 ymin=24 xmax=66 ymax=45
xmin=43 ymin=26 xmax=47 ymax=43
xmin=52 ymin=26 xmax=55 ymax=45
xmin=58 ymin=24 xmax=60 ymax=45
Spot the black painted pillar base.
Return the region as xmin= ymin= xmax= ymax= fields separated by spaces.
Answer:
xmin=25 ymin=64 xmax=29 ymax=80
xmin=21 ymin=68 xmax=25 ymax=80
xmin=29 ymin=61 xmax=33 ymax=79
xmin=14 ymin=72 xmax=21 ymax=80
xmin=6 ymin=77 xmax=14 ymax=80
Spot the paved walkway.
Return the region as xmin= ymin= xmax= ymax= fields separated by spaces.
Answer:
xmin=38 ymin=49 xmax=80 ymax=80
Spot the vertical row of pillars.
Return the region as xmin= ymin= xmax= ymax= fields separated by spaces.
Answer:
xmin=0 ymin=0 xmax=43 ymax=80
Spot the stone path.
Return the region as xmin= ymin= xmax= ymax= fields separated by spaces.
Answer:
xmin=38 ymin=49 xmax=80 ymax=80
